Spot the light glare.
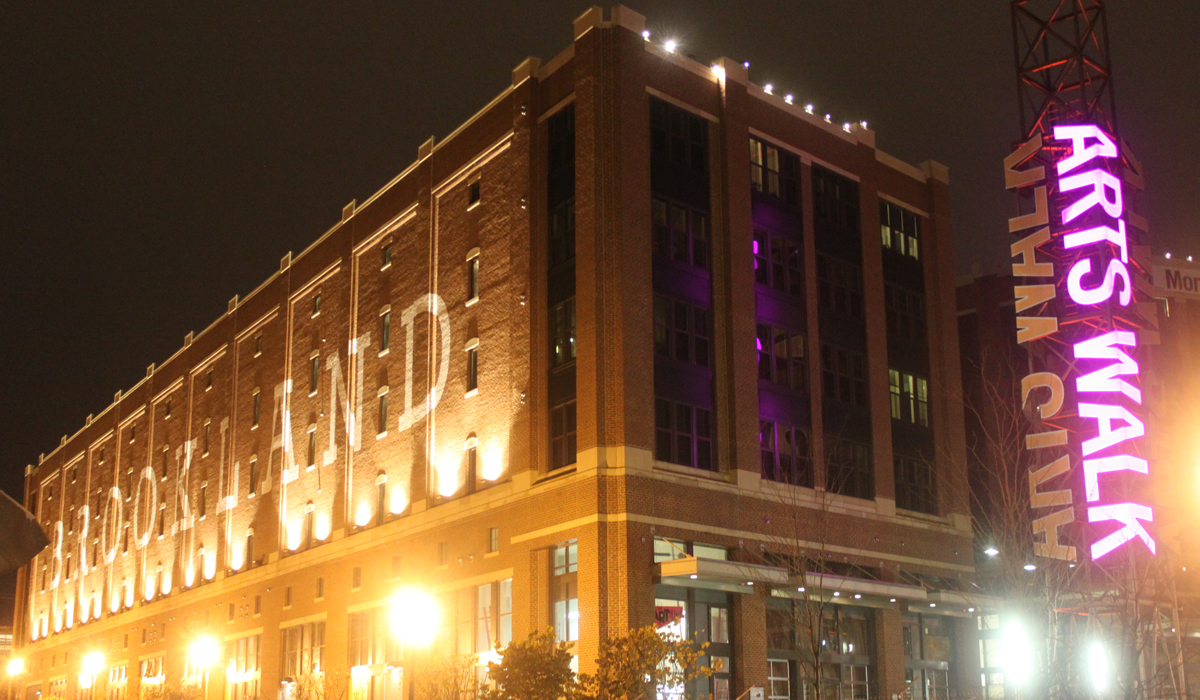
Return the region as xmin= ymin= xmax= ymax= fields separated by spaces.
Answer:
xmin=1001 ymin=621 xmax=1033 ymax=687
xmin=1088 ymin=641 xmax=1108 ymax=691
xmin=389 ymin=589 xmax=439 ymax=647
xmin=663 ymin=39 xmax=677 ymax=54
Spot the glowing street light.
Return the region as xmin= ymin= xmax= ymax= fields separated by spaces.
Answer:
xmin=1088 ymin=641 xmax=1109 ymax=692
xmin=6 ymin=659 xmax=23 ymax=677
xmin=1001 ymin=621 xmax=1033 ymax=688
xmin=389 ymin=589 xmax=439 ymax=648
xmin=80 ymin=652 xmax=105 ymax=689
xmin=984 ymin=546 xmax=999 ymax=557
xmin=663 ymin=39 xmax=678 ymax=54
xmin=190 ymin=636 xmax=221 ymax=670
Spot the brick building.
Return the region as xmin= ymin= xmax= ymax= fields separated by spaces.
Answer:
xmin=14 ymin=7 xmax=977 ymax=700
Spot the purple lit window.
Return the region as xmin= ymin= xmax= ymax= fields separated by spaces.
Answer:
xmin=654 ymin=295 xmax=710 ymax=368
xmin=756 ymin=324 xmax=806 ymax=390
xmin=655 ymin=398 xmax=713 ymax=471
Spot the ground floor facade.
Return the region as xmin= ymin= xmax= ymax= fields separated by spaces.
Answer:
xmin=14 ymin=465 xmax=981 ymax=700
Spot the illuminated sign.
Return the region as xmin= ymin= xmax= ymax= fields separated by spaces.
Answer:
xmin=1004 ymin=124 xmax=1154 ymax=562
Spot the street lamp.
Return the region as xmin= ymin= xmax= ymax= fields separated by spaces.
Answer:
xmin=6 ymin=658 xmax=24 ymax=700
xmin=1087 ymin=641 xmax=1109 ymax=692
xmin=389 ymin=589 xmax=439 ymax=648
xmin=984 ymin=546 xmax=1000 ymax=557
xmin=80 ymin=652 xmax=105 ymax=692
xmin=1001 ymin=621 xmax=1033 ymax=689
xmin=189 ymin=636 xmax=221 ymax=699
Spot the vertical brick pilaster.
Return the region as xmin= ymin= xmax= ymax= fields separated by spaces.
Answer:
xmin=733 ymin=591 xmax=768 ymax=697
xmin=874 ymin=608 xmax=907 ymax=700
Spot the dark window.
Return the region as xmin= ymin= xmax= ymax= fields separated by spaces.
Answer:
xmin=888 ymin=369 xmax=930 ymax=427
xmin=312 ymin=293 xmax=322 ymax=316
xmin=550 ymin=400 xmax=577 ymax=470
xmin=467 ymin=256 xmax=480 ymax=300
xmin=812 ymin=166 xmax=860 ymax=235
xmin=895 ymin=455 xmax=937 ymax=514
xmin=467 ymin=347 xmax=479 ymax=392
xmin=254 ymin=596 xmax=261 ymax=615
xmin=199 ymin=485 xmax=206 ymax=519
xmin=380 ymin=311 xmax=391 ymax=352
xmin=437 ymin=542 xmax=448 ymax=566
xmin=880 ymin=201 xmax=920 ymax=261
xmin=466 ymin=445 xmax=478 ymax=490
xmin=821 ymin=345 xmax=868 ymax=407
xmin=547 ymin=105 xmax=576 ymax=178
xmin=825 ymin=436 xmax=873 ymax=499
xmin=550 ymin=298 xmax=577 ymax=367
xmin=885 ymin=285 xmax=926 ymax=342
xmin=654 ymin=295 xmax=711 ymax=367
xmin=203 ymin=422 xmax=211 ymax=455
xmin=817 ymin=254 xmax=864 ymax=318
xmin=252 ymin=390 xmax=261 ymax=427
xmin=161 ymin=448 xmax=169 ymax=479
xmin=378 ymin=393 xmax=388 ymax=434
xmin=756 ymin=325 xmax=806 ymax=390
xmin=206 ymin=369 xmax=213 ymax=390
xmin=306 ymin=430 xmax=317 ymax=468
xmin=749 ymin=137 xmax=800 ymax=205
xmin=753 ymin=231 xmax=802 ymax=296
xmin=468 ymin=180 xmax=481 ymax=206
xmin=650 ymin=98 xmax=708 ymax=172
xmin=352 ymin=566 xmax=362 ymax=589
xmin=381 ymin=243 xmax=393 ymax=268
xmin=652 ymin=197 xmax=709 ymax=269
xmin=488 ymin=527 xmax=500 ymax=553
xmin=310 ymin=355 xmax=320 ymax=393
xmin=549 ymin=200 xmax=576 ymax=268
xmin=253 ymin=337 xmax=262 ymax=357
xmin=759 ymin=421 xmax=811 ymax=486
xmin=249 ymin=458 xmax=258 ymax=497
xmin=654 ymin=398 xmax=714 ymax=471
xmin=376 ymin=482 xmax=387 ymax=525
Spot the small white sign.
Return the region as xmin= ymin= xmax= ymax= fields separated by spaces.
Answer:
xmin=1154 ymin=265 xmax=1200 ymax=300
xmin=749 ymin=688 xmax=765 ymax=700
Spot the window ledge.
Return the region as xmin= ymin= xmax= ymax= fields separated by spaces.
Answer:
xmin=484 ymin=551 xmax=500 ymax=559
xmin=653 ymin=460 xmax=727 ymax=481
xmin=464 ymin=388 xmax=478 ymax=399
xmin=306 ymin=464 xmax=316 ymax=472
xmin=467 ymin=200 xmax=482 ymax=211
xmin=378 ymin=348 xmax=390 ymax=358
xmin=380 ymin=262 xmax=392 ymax=272
xmin=465 ymin=296 xmax=479 ymax=308
xmin=377 ymin=431 xmax=388 ymax=440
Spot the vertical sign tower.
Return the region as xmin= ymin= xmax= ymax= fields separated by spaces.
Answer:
xmin=1005 ymin=0 xmax=1155 ymax=565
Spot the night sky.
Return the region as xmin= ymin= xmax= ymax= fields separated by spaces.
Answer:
xmin=2 ymin=1 xmax=1197 ymax=503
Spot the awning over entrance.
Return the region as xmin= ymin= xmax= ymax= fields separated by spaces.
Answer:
xmin=656 ymin=556 xmax=789 ymax=593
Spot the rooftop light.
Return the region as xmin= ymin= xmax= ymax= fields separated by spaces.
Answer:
xmin=843 ymin=123 xmax=852 ymax=132
xmin=785 ymin=94 xmax=794 ymax=104
xmin=743 ymin=61 xmax=750 ymax=68
xmin=861 ymin=121 xmax=869 ymax=128
xmin=642 ymin=29 xmax=651 ymax=40
xmin=805 ymin=104 xmax=814 ymax=114
xmin=1166 ymin=252 xmax=1172 ymax=259
xmin=763 ymin=83 xmax=774 ymax=95
xmin=663 ymin=39 xmax=678 ymax=54
xmin=711 ymin=64 xmax=726 ymax=82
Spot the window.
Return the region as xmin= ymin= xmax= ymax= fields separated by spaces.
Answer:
xmin=652 ymin=197 xmax=709 ymax=269
xmin=376 ymin=480 xmax=387 ymax=525
xmin=139 ymin=657 xmax=163 ymax=684
xmin=312 ymin=292 xmax=322 ymax=316
xmin=821 ymin=345 xmax=868 ymax=407
xmin=281 ymin=621 xmax=325 ymax=678
xmin=309 ymin=354 xmax=320 ymax=394
xmin=352 ymin=566 xmax=363 ymax=589
xmin=306 ymin=427 xmax=317 ymax=468
xmin=226 ymin=635 xmax=261 ymax=700
xmin=768 ymin=659 xmax=791 ymax=700
xmin=895 ymin=455 xmax=937 ymax=514
xmin=825 ymin=436 xmax=873 ymax=500
xmin=759 ymin=421 xmax=811 ymax=486
xmin=551 ymin=298 xmax=577 ymax=367
xmin=246 ymin=530 xmax=255 ymax=568
xmin=812 ymin=166 xmax=860 ymax=235
xmin=438 ymin=542 xmax=449 ymax=566
xmin=467 ymin=254 xmax=480 ymax=301
xmin=252 ymin=390 xmax=261 ymax=427
xmin=248 ymin=457 xmax=258 ymax=497
xmin=488 ymin=527 xmax=500 ymax=553
xmin=316 ymin=578 xmax=324 ymax=600
xmin=254 ymin=336 xmax=262 ymax=357
xmin=817 ymin=254 xmax=864 ymax=318
xmin=157 ymin=503 xmax=165 ymax=537
xmin=757 ymin=325 xmax=806 ymax=389
xmin=650 ymin=98 xmax=708 ymax=172
xmin=654 ymin=295 xmax=711 ymax=367
xmin=465 ymin=445 xmax=478 ymax=489
xmin=205 ymin=369 xmax=213 ymax=391
xmin=377 ymin=389 xmax=388 ymax=435
xmin=228 ymin=603 xmax=235 ymax=621
xmin=550 ymin=400 xmax=577 ymax=470
xmin=165 ymin=400 xmax=173 ymax=417
xmin=753 ymin=231 xmax=803 ymax=295
xmin=654 ymin=398 xmax=714 ymax=471
xmin=254 ymin=596 xmax=261 ymax=615
xmin=888 ymin=369 xmax=930 ymax=426
xmin=203 ymin=421 xmax=211 ymax=455
xmin=199 ymin=484 xmax=206 ymax=518
xmin=284 ymin=586 xmax=292 ymax=607
xmin=885 ymin=284 xmax=926 ymax=342
xmin=749 ymin=137 xmax=800 ymax=205
xmin=381 ymin=243 xmax=393 ymax=269
xmin=379 ymin=310 xmax=391 ymax=352
xmin=161 ymin=448 xmax=169 ymax=479
xmin=552 ymin=542 xmax=579 ymax=642
xmin=550 ymin=200 xmax=576 ymax=267
xmin=466 ymin=345 xmax=479 ymax=392
xmin=468 ymin=179 xmax=481 ymax=206
xmin=881 ymin=201 xmax=920 ymax=261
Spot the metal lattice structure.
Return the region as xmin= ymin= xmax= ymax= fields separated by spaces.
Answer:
xmin=1012 ymin=0 xmax=1117 ymax=140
